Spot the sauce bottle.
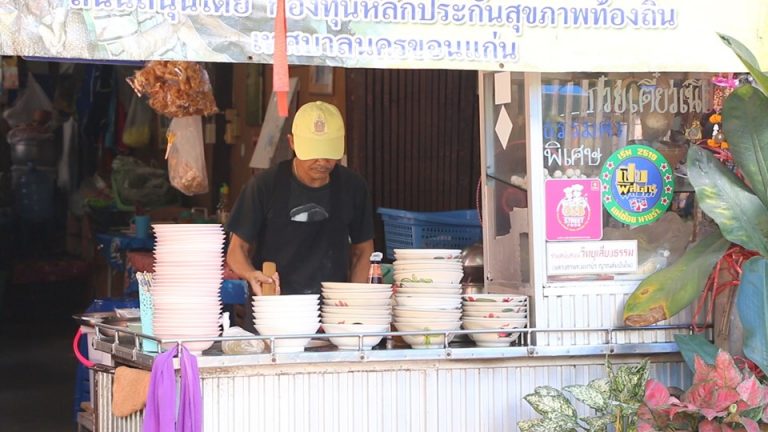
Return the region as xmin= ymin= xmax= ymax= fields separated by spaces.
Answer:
xmin=367 ymin=252 xmax=383 ymax=284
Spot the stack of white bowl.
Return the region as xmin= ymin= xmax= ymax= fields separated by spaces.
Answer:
xmin=320 ymin=282 xmax=392 ymax=350
xmin=462 ymin=294 xmax=529 ymax=347
xmin=391 ymin=249 xmax=464 ymax=349
xmin=252 ymin=295 xmax=321 ymax=353
xmin=151 ymin=224 xmax=225 ymax=353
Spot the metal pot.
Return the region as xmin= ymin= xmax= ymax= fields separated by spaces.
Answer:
xmin=460 ymin=242 xmax=484 ymax=283
xmin=461 ymin=282 xmax=486 ymax=295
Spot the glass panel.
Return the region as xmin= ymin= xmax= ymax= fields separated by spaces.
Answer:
xmin=540 ymin=72 xmax=715 ymax=282
xmin=483 ymin=72 xmax=530 ymax=289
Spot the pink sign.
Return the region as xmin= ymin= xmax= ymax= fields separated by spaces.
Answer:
xmin=545 ymin=178 xmax=603 ymax=241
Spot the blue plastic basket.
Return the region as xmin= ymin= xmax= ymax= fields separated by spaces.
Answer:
xmin=377 ymin=208 xmax=482 ymax=260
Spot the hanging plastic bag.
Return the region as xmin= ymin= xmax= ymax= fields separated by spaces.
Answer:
xmin=166 ymin=116 xmax=208 ymax=196
xmin=127 ymin=61 xmax=218 ymax=118
xmin=3 ymin=73 xmax=53 ymax=127
xmin=122 ymin=95 xmax=153 ymax=148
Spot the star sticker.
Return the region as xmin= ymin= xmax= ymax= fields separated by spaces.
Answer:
xmin=604 ymin=196 xmax=612 ymax=202
xmin=661 ymin=163 xmax=668 ymax=170
xmin=664 ymin=174 xmax=672 ymax=182
xmin=606 ymin=162 xmax=614 ymax=169
xmin=602 ymin=184 xmax=609 ymax=191
xmin=603 ymin=173 xmax=610 ymax=179
xmin=661 ymin=198 xmax=669 ymax=205
xmin=665 ymin=186 xmax=672 ymax=193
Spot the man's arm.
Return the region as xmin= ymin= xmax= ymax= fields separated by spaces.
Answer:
xmin=226 ymin=233 xmax=280 ymax=295
xmin=348 ymin=239 xmax=375 ymax=283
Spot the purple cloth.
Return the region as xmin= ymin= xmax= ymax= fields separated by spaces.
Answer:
xmin=142 ymin=346 xmax=203 ymax=432
xmin=178 ymin=348 xmax=203 ymax=432
xmin=143 ymin=346 xmax=178 ymax=432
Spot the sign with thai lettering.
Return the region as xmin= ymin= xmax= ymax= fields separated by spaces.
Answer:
xmin=545 ymin=178 xmax=603 ymax=241
xmin=546 ymin=240 xmax=638 ymax=275
xmin=600 ymin=145 xmax=674 ymax=226
xmin=0 ymin=0 xmax=766 ymax=71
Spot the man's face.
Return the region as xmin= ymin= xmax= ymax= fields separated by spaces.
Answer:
xmin=294 ymin=157 xmax=338 ymax=183
xmin=288 ymin=134 xmax=340 ymax=184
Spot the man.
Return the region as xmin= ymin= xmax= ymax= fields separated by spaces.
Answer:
xmin=226 ymin=101 xmax=374 ymax=304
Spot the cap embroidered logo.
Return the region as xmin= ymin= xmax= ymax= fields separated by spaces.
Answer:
xmin=313 ymin=115 xmax=327 ymax=135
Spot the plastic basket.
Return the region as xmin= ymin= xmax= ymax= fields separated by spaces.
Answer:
xmin=377 ymin=208 xmax=482 ymax=260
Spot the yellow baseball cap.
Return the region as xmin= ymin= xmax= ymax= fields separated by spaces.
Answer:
xmin=292 ymin=101 xmax=345 ymax=160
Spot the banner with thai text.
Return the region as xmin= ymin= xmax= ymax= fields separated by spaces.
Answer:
xmin=0 ymin=0 xmax=766 ymax=71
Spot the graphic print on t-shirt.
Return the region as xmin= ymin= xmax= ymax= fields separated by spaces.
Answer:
xmin=288 ymin=178 xmax=331 ymax=222
xmin=290 ymin=203 xmax=329 ymax=222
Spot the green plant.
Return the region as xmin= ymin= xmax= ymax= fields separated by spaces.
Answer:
xmin=518 ymin=359 xmax=649 ymax=432
xmin=623 ymin=34 xmax=768 ymax=377
xmin=638 ymin=350 xmax=768 ymax=431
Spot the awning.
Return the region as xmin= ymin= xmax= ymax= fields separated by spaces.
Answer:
xmin=1 ymin=0 xmax=766 ymax=72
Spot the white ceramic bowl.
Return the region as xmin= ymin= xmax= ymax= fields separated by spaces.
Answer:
xmin=252 ymin=294 xmax=320 ymax=303
xmin=462 ymin=294 xmax=528 ymax=303
xmin=321 ymin=316 xmax=391 ymax=326
xmin=322 ymin=298 xmax=392 ymax=308
xmin=253 ymin=318 xmax=320 ymax=328
xmin=393 ymin=271 xmax=464 ymax=284
xmin=322 ymin=291 xmax=392 ymax=300
xmin=462 ymin=303 xmax=527 ymax=313
xmin=321 ymin=323 xmax=390 ymax=350
xmin=462 ymin=317 xmax=528 ymax=329
xmin=462 ymin=310 xmax=527 ymax=319
xmin=393 ymin=321 xmax=462 ymax=349
xmin=321 ymin=282 xmax=393 ymax=290
xmin=254 ymin=322 xmax=321 ymax=353
xmin=395 ymin=288 xmax=462 ymax=296
xmin=396 ymin=282 xmax=462 ymax=290
xmin=394 ymin=295 xmax=462 ymax=309
xmin=394 ymin=263 xmax=463 ymax=271
xmin=253 ymin=311 xmax=320 ymax=321
xmin=393 ymin=259 xmax=461 ymax=265
xmin=393 ymin=249 xmax=462 ymax=260
xmin=393 ymin=317 xmax=460 ymax=324
xmin=321 ymin=287 xmax=392 ymax=295
xmin=320 ymin=306 xmax=391 ymax=316
xmin=467 ymin=331 xmax=520 ymax=347
xmin=393 ymin=306 xmax=463 ymax=320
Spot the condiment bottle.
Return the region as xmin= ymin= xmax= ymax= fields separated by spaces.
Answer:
xmin=367 ymin=252 xmax=383 ymax=284
xmin=217 ymin=183 xmax=231 ymax=225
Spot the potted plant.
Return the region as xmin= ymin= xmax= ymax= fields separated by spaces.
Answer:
xmin=519 ymin=359 xmax=649 ymax=432
xmin=623 ymin=34 xmax=768 ymax=378
xmin=638 ymin=350 xmax=768 ymax=431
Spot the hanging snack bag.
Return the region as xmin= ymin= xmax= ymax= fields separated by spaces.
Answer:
xmin=166 ymin=116 xmax=208 ymax=195
xmin=128 ymin=61 xmax=218 ymax=118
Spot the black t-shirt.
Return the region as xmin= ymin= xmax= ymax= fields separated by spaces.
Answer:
xmin=227 ymin=159 xmax=374 ymax=295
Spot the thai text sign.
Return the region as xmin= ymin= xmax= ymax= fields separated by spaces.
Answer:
xmin=0 ymin=0 xmax=766 ymax=71
xmin=545 ymin=178 xmax=603 ymax=241
xmin=546 ymin=240 xmax=638 ymax=275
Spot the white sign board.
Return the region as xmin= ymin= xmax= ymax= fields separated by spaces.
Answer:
xmin=546 ymin=240 xmax=638 ymax=276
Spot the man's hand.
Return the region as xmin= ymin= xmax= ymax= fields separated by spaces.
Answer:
xmin=227 ymin=233 xmax=282 ymax=296
xmin=245 ymin=271 xmax=281 ymax=296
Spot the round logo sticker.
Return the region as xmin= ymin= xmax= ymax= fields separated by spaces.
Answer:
xmin=556 ymin=183 xmax=591 ymax=231
xmin=600 ymin=145 xmax=674 ymax=226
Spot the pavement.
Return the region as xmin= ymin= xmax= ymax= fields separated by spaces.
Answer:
xmin=0 ymin=278 xmax=87 ymax=432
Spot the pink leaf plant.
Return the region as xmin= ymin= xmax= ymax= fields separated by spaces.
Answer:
xmin=638 ymin=351 xmax=768 ymax=431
